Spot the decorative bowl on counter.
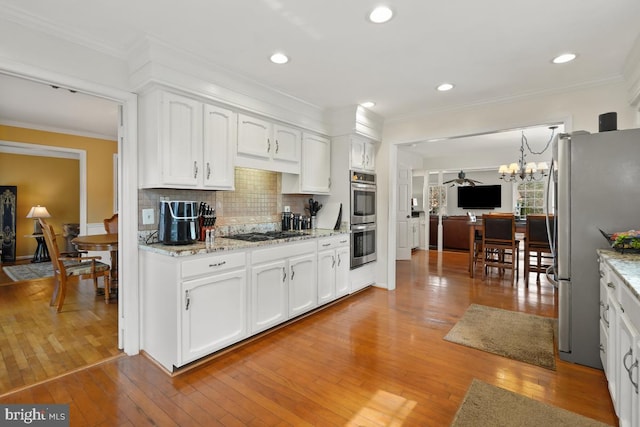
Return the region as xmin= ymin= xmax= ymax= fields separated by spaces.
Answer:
xmin=599 ymin=228 xmax=640 ymax=253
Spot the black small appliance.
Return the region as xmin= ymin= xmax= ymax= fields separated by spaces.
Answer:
xmin=158 ymin=201 xmax=198 ymax=245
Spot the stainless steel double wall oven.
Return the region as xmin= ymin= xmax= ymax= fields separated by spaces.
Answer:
xmin=350 ymin=171 xmax=376 ymax=268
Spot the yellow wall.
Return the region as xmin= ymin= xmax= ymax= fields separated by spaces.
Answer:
xmin=0 ymin=125 xmax=117 ymax=258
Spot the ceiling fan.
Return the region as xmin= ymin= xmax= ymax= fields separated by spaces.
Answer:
xmin=442 ymin=170 xmax=482 ymax=187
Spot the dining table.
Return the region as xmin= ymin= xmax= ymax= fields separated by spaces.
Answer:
xmin=467 ymin=219 xmax=525 ymax=278
xmin=71 ymin=233 xmax=119 ymax=284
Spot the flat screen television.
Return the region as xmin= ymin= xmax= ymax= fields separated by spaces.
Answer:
xmin=457 ymin=184 xmax=502 ymax=209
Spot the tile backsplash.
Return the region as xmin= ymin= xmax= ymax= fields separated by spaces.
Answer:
xmin=138 ymin=167 xmax=309 ymax=238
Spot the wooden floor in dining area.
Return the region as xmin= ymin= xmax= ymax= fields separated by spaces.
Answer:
xmin=0 ymin=250 xmax=617 ymax=426
xmin=0 ymin=272 xmax=119 ymax=395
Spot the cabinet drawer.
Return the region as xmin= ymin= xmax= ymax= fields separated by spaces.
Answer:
xmin=182 ymin=251 xmax=246 ymax=279
xmin=619 ymin=280 xmax=640 ymax=330
xmin=252 ymin=241 xmax=316 ymax=264
xmin=318 ymin=235 xmax=350 ymax=250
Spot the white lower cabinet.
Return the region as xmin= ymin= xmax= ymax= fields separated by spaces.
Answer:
xmin=251 ymin=259 xmax=288 ymax=333
xmin=317 ymin=235 xmax=351 ymax=305
xmin=141 ymin=233 xmax=351 ymax=372
xmin=181 ymin=268 xmax=247 ymax=364
xmin=288 ymin=253 xmax=317 ymax=317
xmin=140 ymin=249 xmax=247 ymax=371
xmin=250 ymin=240 xmax=317 ymax=334
xmin=599 ymin=254 xmax=640 ymax=427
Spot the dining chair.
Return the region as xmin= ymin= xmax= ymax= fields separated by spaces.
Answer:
xmin=481 ymin=213 xmax=519 ymax=284
xmin=524 ymin=214 xmax=554 ymax=287
xmin=39 ymin=219 xmax=111 ymax=312
xmin=103 ymin=213 xmax=118 ymax=234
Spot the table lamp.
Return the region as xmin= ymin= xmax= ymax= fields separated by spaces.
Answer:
xmin=26 ymin=205 xmax=51 ymax=234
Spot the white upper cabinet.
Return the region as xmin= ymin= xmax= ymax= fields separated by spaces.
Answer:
xmin=202 ymin=104 xmax=236 ymax=190
xmin=237 ymin=113 xmax=301 ymax=174
xmin=160 ymin=92 xmax=202 ymax=187
xmin=282 ymin=133 xmax=331 ymax=194
xmin=350 ymin=137 xmax=376 ymax=172
xmin=139 ymin=90 xmax=236 ymax=190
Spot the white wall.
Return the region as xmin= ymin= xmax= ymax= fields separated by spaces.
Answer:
xmin=377 ymin=80 xmax=640 ymax=290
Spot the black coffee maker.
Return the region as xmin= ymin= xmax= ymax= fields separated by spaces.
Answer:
xmin=158 ymin=201 xmax=198 ymax=245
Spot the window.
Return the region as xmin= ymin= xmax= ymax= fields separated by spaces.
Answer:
xmin=516 ymin=181 xmax=545 ymax=216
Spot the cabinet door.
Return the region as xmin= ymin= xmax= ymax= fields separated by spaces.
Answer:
xmin=161 ymin=92 xmax=202 ymax=186
xmin=335 ymin=246 xmax=350 ymax=298
xmin=203 ymin=104 xmax=236 ymax=189
xmin=289 ymin=253 xmax=317 ymax=317
xmin=181 ymin=269 xmax=247 ymax=365
xmin=608 ymin=292 xmax=620 ymax=408
xmin=317 ymin=249 xmax=336 ymax=305
xmin=364 ymin=141 xmax=376 ymax=170
xmin=238 ymin=114 xmax=271 ymax=159
xmin=617 ymin=313 xmax=639 ymax=427
xmin=273 ymin=124 xmax=301 ymax=165
xmin=351 ymin=138 xmax=366 ymax=170
xmin=251 ymin=260 xmax=288 ymax=333
xmin=301 ymin=134 xmax=331 ymax=194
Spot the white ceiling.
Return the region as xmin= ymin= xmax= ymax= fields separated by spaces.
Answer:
xmin=0 ymin=0 xmax=639 ymax=148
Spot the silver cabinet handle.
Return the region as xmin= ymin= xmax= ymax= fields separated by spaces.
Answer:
xmin=602 ymin=304 xmax=610 ymax=327
xmin=206 ymin=162 xmax=211 ymax=179
xmin=600 ymin=343 xmax=605 ymax=353
xmin=331 ymin=256 xmax=335 ymax=268
xmin=607 ymin=282 xmax=615 ymax=289
xmin=282 ymin=267 xmax=286 ymax=282
xmin=337 ymin=254 xmax=341 ymax=266
xmin=267 ymin=138 xmax=271 ymax=153
xmin=275 ymin=140 xmax=279 ymax=153
xmin=322 ymin=243 xmax=331 ymax=247
xmin=340 ymin=240 xmax=348 ymax=244
xmin=185 ymin=289 xmax=191 ymax=311
xmin=209 ymin=261 xmax=226 ymax=268
xmin=291 ymin=266 xmax=295 ymax=280
xmin=193 ymin=161 xmax=198 ymax=178
xmin=623 ymin=349 xmax=639 ymax=393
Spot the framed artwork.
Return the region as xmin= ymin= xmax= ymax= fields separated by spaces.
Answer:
xmin=1 ymin=185 xmax=17 ymax=262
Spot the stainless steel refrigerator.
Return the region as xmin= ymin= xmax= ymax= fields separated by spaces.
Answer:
xmin=552 ymin=128 xmax=640 ymax=369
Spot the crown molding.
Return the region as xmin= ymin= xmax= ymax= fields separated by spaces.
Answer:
xmin=127 ymin=37 xmax=328 ymax=134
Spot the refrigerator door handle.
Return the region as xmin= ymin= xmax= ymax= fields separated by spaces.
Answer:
xmin=558 ymin=279 xmax=571 ymax=353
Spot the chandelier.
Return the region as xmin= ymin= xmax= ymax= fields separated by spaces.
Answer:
xmin=499 ymin=126 xmax=557 ymax=182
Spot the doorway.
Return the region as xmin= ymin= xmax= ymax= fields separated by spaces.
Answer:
xmin=0 ymin=69 xmax=139 ymax=394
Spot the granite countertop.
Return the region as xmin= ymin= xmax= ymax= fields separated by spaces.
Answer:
xmin=139 ymin=229 xmax=349 ymax=257
xmin=597 ymin=248 xmax=640 ymax=300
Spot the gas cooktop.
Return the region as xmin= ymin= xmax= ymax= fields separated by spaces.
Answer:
xmin=225 ymin=230 xmax=306 ymax=242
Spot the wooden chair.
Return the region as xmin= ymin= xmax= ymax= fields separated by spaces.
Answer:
xmin=103 ymin=213 xmax=118 ymax=234
xmin=524 ymin=214 xmax=554 ymax=287
xmin=39 ymin=219 xmax=111 ymax=312
xmin=481 ymin=213 xmax=519 ymax=285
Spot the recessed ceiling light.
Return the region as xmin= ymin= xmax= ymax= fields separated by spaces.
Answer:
xmin=437 ymin=83 xmax=455 ymax=91
xmin=270 ymin=52 xmax=289 ymax=64
xmin=369 ymin=6 xmax=393 ymax=23
xmin=360 ymin=101 xmax=376 ymax=108
xmin=552 ymin=53 xmax=576 ymax=64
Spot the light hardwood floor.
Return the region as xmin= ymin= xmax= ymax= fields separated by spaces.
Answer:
xmin=0 ymin=269 xmax=119 ymax=395
xmin=0 ymin=250 xmax=617 ymax=426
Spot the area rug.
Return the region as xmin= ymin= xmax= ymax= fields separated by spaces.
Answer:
xmin=451 ymin=379 xmax=611 ymax=426
xmin=3 ymin=262 xmax=54 ymax=281
xmin=444 ymin=304 xmax=556 ymax=370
